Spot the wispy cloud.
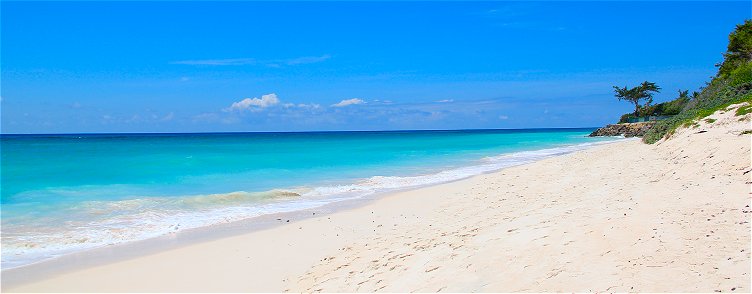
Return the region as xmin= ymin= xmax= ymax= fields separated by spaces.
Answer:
xmin=171 ymin=55 xmax=331 ymax=67
xmin=496 ymin=21 xmax=567 ymax=31
xmin=172 ymin=58 xmax=257 ymax=66
xmin=478 ymin=2 xmax=533 ymax=19
xmin=481 ymin=3 xmax=567 ymax=32
xmin=331 ymin=98 xmax=365 ymax=107
xmin=161 ymin=112 xmax=175 ymax=121
xmin=284 ymin=103 xmax=321 ymax=109
xmin=284 ymin=54 xmax=331 ymax=65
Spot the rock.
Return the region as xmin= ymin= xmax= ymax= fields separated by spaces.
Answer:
xmin=589 ymin=122 xmax=656 ymax=137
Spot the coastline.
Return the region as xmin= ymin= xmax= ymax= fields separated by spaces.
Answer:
xmin=1 ymin=138 xmax=625 ymax=287
xmin=1 ymin=135 xmax=619 ymax=270
xmin=3 ymin=107 xmax=750 ymax=291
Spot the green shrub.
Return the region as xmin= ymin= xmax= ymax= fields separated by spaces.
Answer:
xmin=729 ymin=62 xmax=752 ymax=87
xmin=618 ymin=113 xmax=637 ymax=124
xmin=658 ymin=96 xmax=690 ymax=115
xmin=736 ymin=104 xmax=752 ymax=116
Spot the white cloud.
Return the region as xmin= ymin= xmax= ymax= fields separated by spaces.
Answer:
xmin=498 ymin=115 xmax=509 ymax=120
xmin=226 ymin=93 xmax=280 ymax=112
xmin=435 ymin=99 xmax=454 ymax=103
xmin=331 ymin=98 xmax=365 ymax=107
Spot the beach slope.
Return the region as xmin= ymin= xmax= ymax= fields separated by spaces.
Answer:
xmin=4 ymin=104 xmax=750 ymax=292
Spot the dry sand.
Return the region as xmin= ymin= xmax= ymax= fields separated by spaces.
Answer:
xmin=4 ymin=104 xmax=751 ymax=292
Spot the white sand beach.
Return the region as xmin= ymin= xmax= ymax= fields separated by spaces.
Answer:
xmin=4 ymin=104 xmax=750 ymax=292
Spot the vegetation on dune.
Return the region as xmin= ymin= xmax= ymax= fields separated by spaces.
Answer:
xmin=618 ymin=90 xmax=691 ymax=123
xmin=641 ymin=20 xmax=752 ymax=144
xmin=642 ymin=79 xmax=752 ymax=143
xmin=654 ymin=90 xmax=692 ymax=115
xmin=736 ymin=104 xmax=752 ymax=116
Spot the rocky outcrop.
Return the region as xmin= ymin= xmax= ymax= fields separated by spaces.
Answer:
xmin=589 ymin=122 xmax=656 ymax=137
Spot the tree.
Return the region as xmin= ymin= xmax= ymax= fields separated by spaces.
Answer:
xmin=718 ymin=19 xmax=752 ymax=77
xmin=613 ymin=81 xmax=662 ymax=116
xmin=678 ymin=89 xmax=689 ymax=99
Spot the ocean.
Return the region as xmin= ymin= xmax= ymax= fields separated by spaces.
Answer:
xmin=0 ymin=128 xmax=619 ymax=268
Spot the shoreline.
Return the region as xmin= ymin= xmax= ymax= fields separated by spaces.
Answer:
xmin=1 ymin=137 xmax=624 ymax=272
xmin=1 ymin=138 xmax=627 ymax=288
xmin=3 ymin=108 xmax=749 ymax=292
xmin=1 ymin=196 xmax=367 ymax=287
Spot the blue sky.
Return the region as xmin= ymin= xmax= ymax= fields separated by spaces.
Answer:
xmin=1 ymin=1 xmax=749 ymax=133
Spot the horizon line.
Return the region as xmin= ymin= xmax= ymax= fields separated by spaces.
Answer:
xmin=0 ymin=126 xmax=600 ymax=137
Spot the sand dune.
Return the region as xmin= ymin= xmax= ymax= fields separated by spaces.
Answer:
xmin=4 ymin=104 xmax=750 ymax=292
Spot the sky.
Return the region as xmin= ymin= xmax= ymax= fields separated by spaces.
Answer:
xmin=1 ymin=1 xmax=749 ymax=134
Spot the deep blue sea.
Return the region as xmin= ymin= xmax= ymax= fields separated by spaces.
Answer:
xmin=1 ymin=128 xmax=619 ymax=268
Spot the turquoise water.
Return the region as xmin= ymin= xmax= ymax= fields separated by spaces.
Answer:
xmin=1 ymin=129 xmax=618 ymax=268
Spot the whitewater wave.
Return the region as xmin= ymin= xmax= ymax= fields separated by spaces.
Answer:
xmin=1 ymin=139 xmax=623 ymax=269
